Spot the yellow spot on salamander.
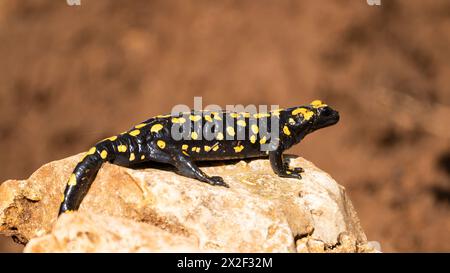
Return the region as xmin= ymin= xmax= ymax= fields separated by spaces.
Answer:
xmin=135 ymin=123 xmax=147 ymax=129
xmin=182 ymin=144 xmax=189 ymax=150
xmin=212 ymin=144 xmax=220 ymax=151
xmin=80 ymin=147 xmax=96 ymax=162
xmin=189 ymin=115 xmax=202 ymax=122
xmin=288 ymin=118 xmax=296 ymax=125
xmin=260 ymin=136 xmax=267 ymax=144
xmin=129 ymin=129 xmax=140 ymax=136
xmin=64 ymin=210 xmax=74 ymax=214
xmin=117 ymin=145 xmax=127 ymax=152
xmin=271 ymin=108 xmax=283 ymax=117
xmin=157 ymin=140 xmax=166 ymax=149
xmin=234 ymin=145 xmax=244 ymax=153
xmin=213 ymin=112 xmax=222 ymax=120
xmin=68 ymin=174 xmax=77 ymax=186
xmin=216 ymin=132 xmax=224 ymax=140
xmin=240 ymin=112 xmax=251 ymax=118
xmin=250 ymin=135 xmax=257 ymax=144
xmin=156 ymin=114 xmax=171 ymax=118
xmin=100 ymin=150 xmax=108 ymax=159
xmin=253 ymin=113 xmax=271 ymax=119
xmin=60 ymin=194 xmax=65 ymax=203
xmin=129 ymin=153 xmax=135 ymax=161
xmin=226 ymin=126 xmax=235 ymax=136
xmin=141 ymin=155 xmax=145 ymax=160
xmin=292 ymin=108 xmax=314 ymax=121
xmin=182 ymin=151 xmax=190 ymax=156
xmin=237 ymin=120 xmax=246 ymax=127
xmin=104 ymin=136 xmax=117 ymax=141
xmin=150 ymin=124 xmax=164 ymax=133
xmin=204 ymin=115 xmax=213 ymax=122
xmin=172 ymin=117 xmax=186 ymax=124
xmin=191 ymin=132 xmax=199 ymax=140
xmin=191 ymin=147 xmax=201 ymax=153
xmin=251 ymin=124 xmax=259 ymax=134
xmin=230 ymin=113 xmax=240 ymax=118
xmin=286 ymin=171 xmax=292 ymax=175
xmin=87 ymin=147 xmax=96 ymax=155
xmin=291 ymin=108 xmax=306 ymax=115
xmin=310 ymin=100 xmax=327 ymax=108
xmin=283 ymin=126 xmax=291 ymax=136
xmin=204 ymin=145 xmax=211 ymax=152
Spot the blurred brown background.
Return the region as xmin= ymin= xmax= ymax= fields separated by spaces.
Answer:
xmin=0 ymin=0 xmax=449 ymax=252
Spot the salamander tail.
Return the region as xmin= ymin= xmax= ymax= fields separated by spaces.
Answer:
xmin=58 ymin=143 xmax=115 ymax=216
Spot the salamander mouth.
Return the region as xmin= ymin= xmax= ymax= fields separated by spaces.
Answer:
xmin=314 ymin=110 xmax=339 ymax=130
xmin=329 ymin=110 xmax=340 ymax=124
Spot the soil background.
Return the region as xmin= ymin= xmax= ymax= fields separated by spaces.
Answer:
xmin=0 ymin=0 xmax=449 ymax=252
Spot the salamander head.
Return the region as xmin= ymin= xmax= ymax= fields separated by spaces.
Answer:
xmin=278 ymin=100 xmax=339 ymax=149
xmin=286 ymin=100 xmax=339 ymax=135
xmin=309 ymin=100 xmax=340 ymax=131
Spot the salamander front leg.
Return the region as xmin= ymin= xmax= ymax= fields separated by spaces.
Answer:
xmin=172 ymin=154 xmax=229 ymax=187
xmin=269 ymin=149 xmax=303 ymax=179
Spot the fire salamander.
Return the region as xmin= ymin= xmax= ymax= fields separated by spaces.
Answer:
xmin=59 ymin=100 xmax=339 ymax=215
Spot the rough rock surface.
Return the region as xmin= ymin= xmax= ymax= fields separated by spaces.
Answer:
xmin=0 ymin=153 xmax=376 ymax=252
xmin=24 ymin=212 xmax=200 ymax=253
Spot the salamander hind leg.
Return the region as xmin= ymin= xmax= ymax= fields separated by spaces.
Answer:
xmin=144 ymin=143 xmax=228 ymax=187
xmin=172 ymin=153 xmax=229 ymax=187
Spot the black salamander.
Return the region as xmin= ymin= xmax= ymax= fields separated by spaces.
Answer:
xmin=59 ymin=100 xmax=339 ymax=215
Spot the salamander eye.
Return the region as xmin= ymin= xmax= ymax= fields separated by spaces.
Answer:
xmin=321 ymin=107 xmax=333 ymax=117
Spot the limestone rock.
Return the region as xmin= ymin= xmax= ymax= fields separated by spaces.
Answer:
xmin=24 ymin=212 xmax=200 ymax=253
xmin=0 ymin=153 xmax=376 ymax=252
